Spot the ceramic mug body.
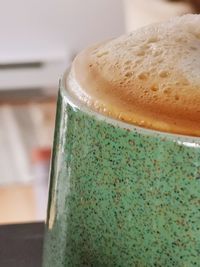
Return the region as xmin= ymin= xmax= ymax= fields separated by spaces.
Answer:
xmin=42 ymin=72 xmax=200 ymax=267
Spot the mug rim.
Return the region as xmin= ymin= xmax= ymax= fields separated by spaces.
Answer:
xmin=60 ymin=69 xmax=200 ymax=145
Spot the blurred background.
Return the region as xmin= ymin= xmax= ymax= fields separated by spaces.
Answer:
xmin=0 ymin=0 xmax=199 ymax=224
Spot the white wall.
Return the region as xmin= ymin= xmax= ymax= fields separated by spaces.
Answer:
xmin=0 ymin=0 xmax=125 ymax=63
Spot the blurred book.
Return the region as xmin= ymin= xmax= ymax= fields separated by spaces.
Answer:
xmin=0 ymin=98 xmax=56 ymax=185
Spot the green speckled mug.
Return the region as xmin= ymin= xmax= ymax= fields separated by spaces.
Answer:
xmin=42 ymin=72 xmax=200 ymax=267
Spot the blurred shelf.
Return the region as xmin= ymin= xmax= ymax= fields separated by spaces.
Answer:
xmin=0 ymin=61 xmax=67 ymax=92
xmin=0 ymin=88 xmax=56 ymax=105
xmin=0 ymin=222 xmax=44 ymax=267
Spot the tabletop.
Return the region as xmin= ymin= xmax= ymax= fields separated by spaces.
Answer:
xmin=0 ymin=222 xmax=44 ymax=267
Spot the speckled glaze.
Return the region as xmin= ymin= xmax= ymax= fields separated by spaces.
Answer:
xmin=42 ymin=75 xmax=200 ymax=267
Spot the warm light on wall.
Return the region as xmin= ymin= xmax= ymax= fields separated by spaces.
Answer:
xmin=123 ymin=0 xmax=192 ymax=32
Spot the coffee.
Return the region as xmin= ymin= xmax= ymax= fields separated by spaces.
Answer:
xmin=43 ymin=14 xmax=200 ymax=267
xmin=67 ymin=14 xmax=200 ymax=136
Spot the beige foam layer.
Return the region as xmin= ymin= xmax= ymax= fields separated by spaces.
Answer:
xmin=68 ymin=14 xmax=200 ymax=136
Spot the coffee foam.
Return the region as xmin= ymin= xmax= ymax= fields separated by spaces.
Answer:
xmin=68 ymin=14 xmax=200 ymax=136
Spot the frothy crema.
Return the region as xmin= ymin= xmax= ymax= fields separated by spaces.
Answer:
xmin=67 ymin=14 xmax=200 ymax=136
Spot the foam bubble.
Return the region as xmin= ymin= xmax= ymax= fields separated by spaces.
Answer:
xmin=137 ymin=72 xmax=149 ymax=81
xmin=159 ymin=71 xmax=169 ymax=78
